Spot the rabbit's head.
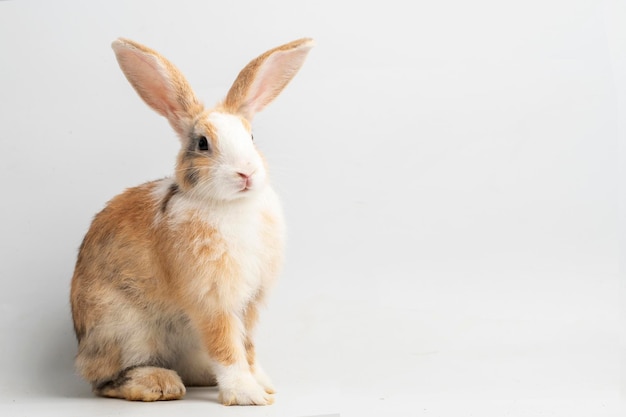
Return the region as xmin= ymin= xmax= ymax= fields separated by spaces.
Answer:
xmin=112 ymin=38 xmax=314 ymax=202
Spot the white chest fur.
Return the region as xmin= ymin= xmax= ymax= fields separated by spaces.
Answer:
xmin=153 ymin=179 xmax=284 ymax=310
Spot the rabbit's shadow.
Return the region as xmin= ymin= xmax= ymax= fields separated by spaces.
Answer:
xmin=31 ymin=301 xmax=93 ymax=399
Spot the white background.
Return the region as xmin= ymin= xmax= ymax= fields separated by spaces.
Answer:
xmin=0 ymin=1 xmax=624 ymax=416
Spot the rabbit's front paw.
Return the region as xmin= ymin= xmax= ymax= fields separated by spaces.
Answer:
xmin=253 ymin=366 xmax=275 ymax=394
xmin=218 ymin=375 xmax=273 ymax=406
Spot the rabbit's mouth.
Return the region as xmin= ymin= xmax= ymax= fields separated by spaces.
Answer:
xmin=237 ymin=183 xmax=252 ymax=194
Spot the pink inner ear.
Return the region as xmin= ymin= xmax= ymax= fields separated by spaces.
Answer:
xmin=245 ymin=61 xmax=281 ymax=113
xmin=243 ymin=48 xmax=309 ymax=117
xmin=116 ymin=47 xmax=177 ymax=118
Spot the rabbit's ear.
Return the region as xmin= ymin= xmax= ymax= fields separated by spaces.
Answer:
xmin=223 ymin=38 xmax=315 ymax=122
xmin=112 ymin=38 xmax=203 ymax=136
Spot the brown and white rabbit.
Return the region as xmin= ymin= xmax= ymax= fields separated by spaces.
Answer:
xmin=70 ymin=37 xmax=314 ymax=405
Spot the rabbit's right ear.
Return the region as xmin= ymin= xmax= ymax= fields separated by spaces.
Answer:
xmin=112 ymin=38 xmax=203 ymax=136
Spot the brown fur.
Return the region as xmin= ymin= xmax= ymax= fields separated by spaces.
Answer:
xmin=243 ymin=303 xmax=260 ymax=372
xmin=197 ymin=311 xmax=238 ymax=366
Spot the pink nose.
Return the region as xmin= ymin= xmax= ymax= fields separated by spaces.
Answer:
xmin=237 ymin=172 xmax=251 ymax=188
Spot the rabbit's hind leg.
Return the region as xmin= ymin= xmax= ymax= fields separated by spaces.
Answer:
xmin=76 ymin=309 xmax=187 ymax=401
xmin=95 ymin=365 xmax=185 ymax=401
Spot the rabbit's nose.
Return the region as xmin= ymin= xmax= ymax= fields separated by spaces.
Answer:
xmin=237 ymin=172 xmax=253 ymax=188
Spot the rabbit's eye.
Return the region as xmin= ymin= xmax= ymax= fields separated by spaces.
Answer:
xmin=251 ymin=133 xmax=254 ymax=142
xmin=198 ymin=136 xmax=209 ymax=151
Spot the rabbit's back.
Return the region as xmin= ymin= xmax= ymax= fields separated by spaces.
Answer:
xmin=71 ymin=180 xmax=165 ymax=341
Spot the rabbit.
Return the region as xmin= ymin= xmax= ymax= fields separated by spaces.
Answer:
xmin=70 ymin=37 xmax=314 ymax=405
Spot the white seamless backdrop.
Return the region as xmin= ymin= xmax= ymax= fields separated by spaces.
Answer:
xmin=0 ymin=1 xmax=624 ymax=416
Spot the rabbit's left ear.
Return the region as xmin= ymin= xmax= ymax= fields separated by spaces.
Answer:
xmin=223 ymin=38 xmax=315 ymax=122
